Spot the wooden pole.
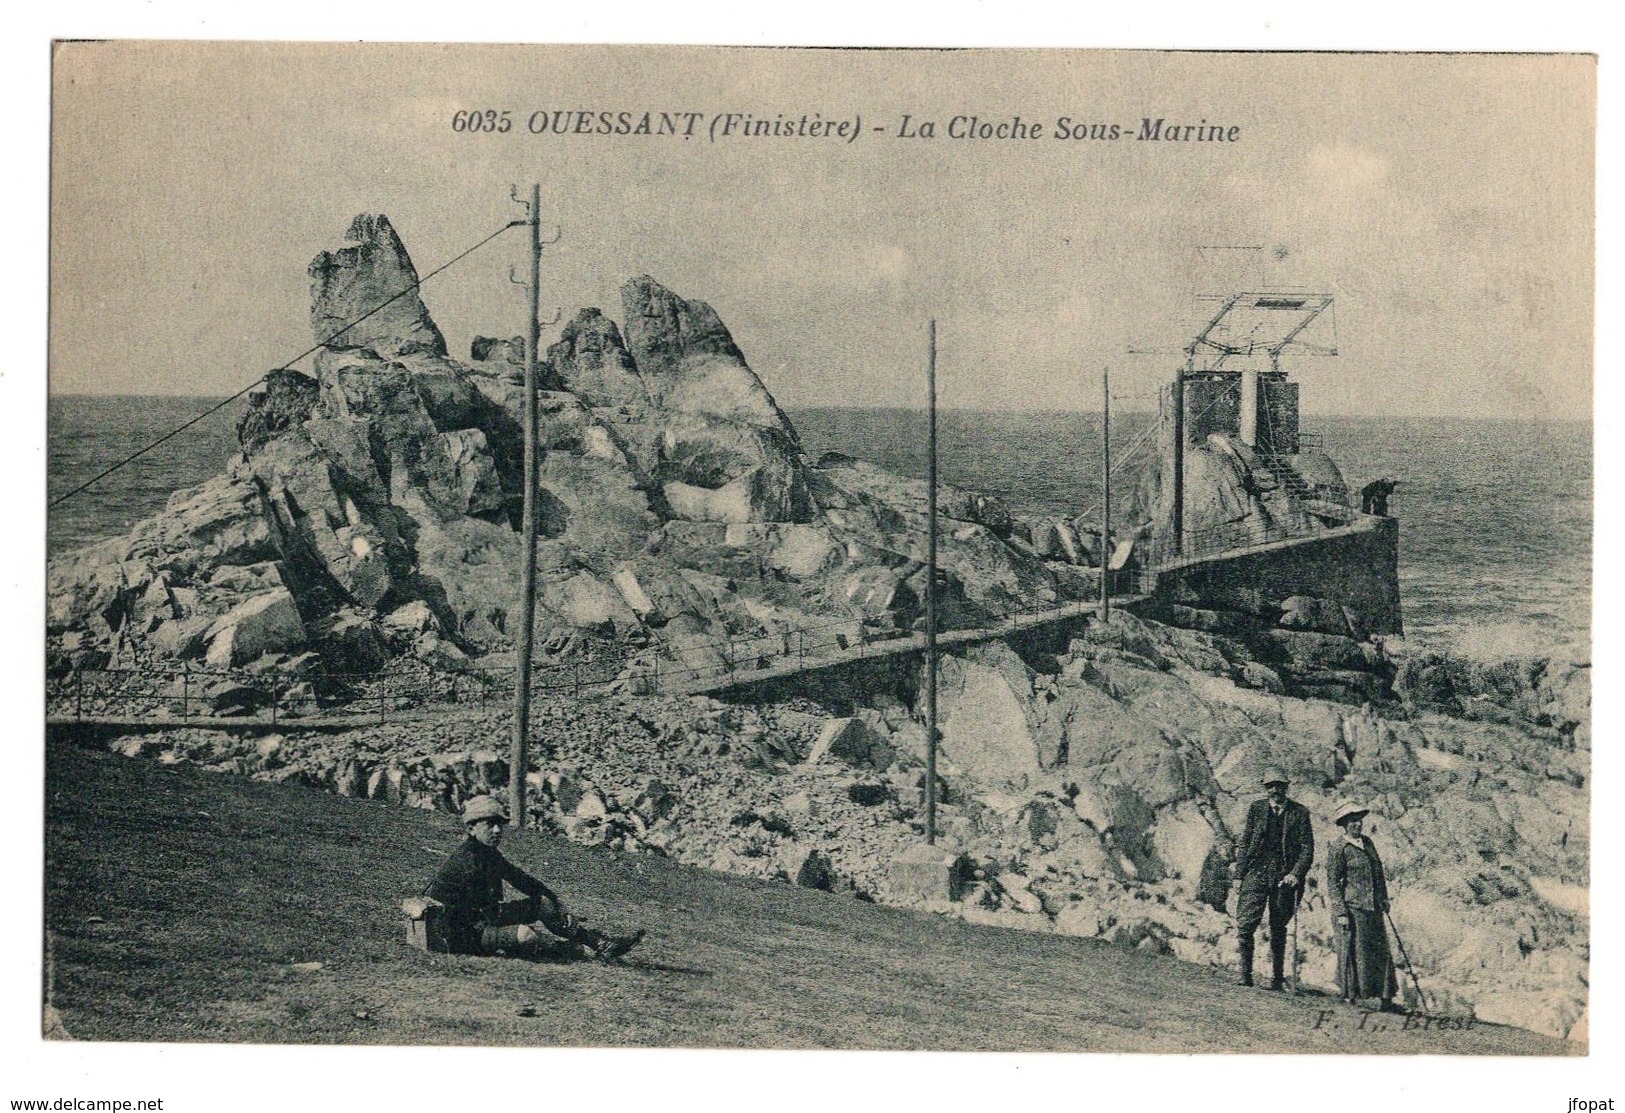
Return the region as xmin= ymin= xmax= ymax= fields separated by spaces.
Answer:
xmin=1100 ymin=366 xmax=1111 ymax=621
xmin=1173 ymin=350 xmax=1188 ymax=556
xmin=925 ymin=319 xmax=939 ymax=846
xmin=510 ymin=184 xmax=542 ymax=827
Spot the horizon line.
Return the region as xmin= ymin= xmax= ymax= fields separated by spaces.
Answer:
xmin=44 ymin=392 xmax=1593 ymax=424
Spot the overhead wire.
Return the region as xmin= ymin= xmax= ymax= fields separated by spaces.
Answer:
xmin=50 ymin=218 xmax=526 ymax=508
xmin=1070 ymin=376 xmax=1239 ymax=525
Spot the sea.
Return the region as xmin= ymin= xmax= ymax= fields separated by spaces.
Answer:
xmin=47 ymin=397 xmax=1592 ymax=664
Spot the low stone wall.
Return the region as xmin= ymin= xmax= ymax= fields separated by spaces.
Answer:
xmin=1156 ymin=515 xmax=1401 ymax=635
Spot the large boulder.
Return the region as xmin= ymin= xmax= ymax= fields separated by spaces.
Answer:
xmin=931 ymin=643 xmax=1042 ymax=789
xmin=126 ymin=474 xmax=280 ymax=578
xmin=655 ymin=417 xmax=813 ymax=524
xmin=47 ymin=475 xmax=282 ymax=646
xmin=1149 ymin=800 xmax=1222 ymax=891
xmin=620 ymin=276 xmax=796 ymax=435
xmin=307 ymin=213 xmax=446 ymax=359
xmin=203 ymin=588 xmax=307 ymax=668
xmin=664 ymin=468 xmax=805 ymax=525
xmin=536 ymin=453 xmax=658 ymax=558
xmin=804 ymin=717 xmax=895 ymax=769
xmin=840 ymin=566 xmax=913 ymax=625
xmin=237 ymin=427 xmax=398 ymax=608
xmin=428 ymin=430 xmax=504 ymax=517
xmin=608 ymin=559 xmax=716 ymax=628
xmin=541 ymin=571 xmax=640 ymax=636
xmin=764 ymin=524 xmax=842 ymax=580
xmin=47 ymin=542 xmax=151 ymax=637
xmin=312 ymin=354 xmax=430 ymax=467
xmin=548 ymin=308 xmax=648 ymax=411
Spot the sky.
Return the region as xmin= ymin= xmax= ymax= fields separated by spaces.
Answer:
xmin=49 ymin=45 xmax=1593 ymax=419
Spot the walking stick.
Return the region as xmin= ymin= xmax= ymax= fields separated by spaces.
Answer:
xmin=1290 ymin=902 xmax=1300 ymax=995
xmin=1384 ymin=908 xmax=1427 ymax=1011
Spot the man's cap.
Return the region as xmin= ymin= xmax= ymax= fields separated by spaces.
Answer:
xmin=1260 ymin=766 xmax=1289 ymax=787
xmin=462 ymin=795 xmax=509 ymax=824
xmin=1334 ymin=800 xmax=1370 ymax=826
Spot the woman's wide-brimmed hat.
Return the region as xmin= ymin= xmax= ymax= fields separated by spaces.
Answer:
xmin=1333 ymin=800 xmax=1370 ymax=827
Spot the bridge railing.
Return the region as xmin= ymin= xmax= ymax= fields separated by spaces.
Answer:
xmin=1144 ymin=504 xmax=1364 ymax=571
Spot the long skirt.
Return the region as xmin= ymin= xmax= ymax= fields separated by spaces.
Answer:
xmin=1336 ymin=908 xmax=1398 ymax=1002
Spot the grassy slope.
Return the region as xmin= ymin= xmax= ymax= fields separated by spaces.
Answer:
xmin=43 ymin=740 xmax=1571 ymax=1054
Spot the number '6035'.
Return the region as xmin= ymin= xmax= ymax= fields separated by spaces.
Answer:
xmin=452 ymin=110 xmax=513 ymax=133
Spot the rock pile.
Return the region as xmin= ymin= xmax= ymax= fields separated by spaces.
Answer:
xmin=48 ymin=213 xmax=1119 ymax=686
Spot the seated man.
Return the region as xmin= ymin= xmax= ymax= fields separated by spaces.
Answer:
xmin=427 ymin=794 xmax=643 ymax=962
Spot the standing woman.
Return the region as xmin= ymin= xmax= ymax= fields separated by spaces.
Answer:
xmin=1326 ymin=801 xmax=1399 ymax=1010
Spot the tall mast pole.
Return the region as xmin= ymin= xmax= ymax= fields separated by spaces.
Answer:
xmin=1173 ymin=349 xmax=1188 ymax=556
xmin=509 ymin=184 xmax=542 ymax=826
xmin=925 ymin=319 xmax=939 ymax=846
xmin=1100 ymin=366 xmax=1111 ymax=620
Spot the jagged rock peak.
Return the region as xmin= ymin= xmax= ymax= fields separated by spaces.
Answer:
xmin=621 ymin=276 xmax=745 ymax=379
xmin=618 ymin=275 xmax=798 ymax=439
xmin=549 ymin=308 xmax=646 ymax=410
xmin=558 ymin=307 xmax=626 ymax=357
xmin=308 ymin=213 xmax=448 ymax=361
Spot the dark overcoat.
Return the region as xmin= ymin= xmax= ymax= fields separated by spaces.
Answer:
xmin=1235 ymin=797 xmax=1315 ymax=886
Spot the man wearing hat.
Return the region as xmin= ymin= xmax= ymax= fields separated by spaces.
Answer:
xmin=1231 ymin=767 xmax=1314 ymax=989
xmin=427 ymin=794 xmax=644 ymax=961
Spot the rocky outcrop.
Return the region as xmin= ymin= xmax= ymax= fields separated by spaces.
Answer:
xmin=547 ymin=309 xmax=647 ymax=411
xmin=1394 ymin=653 xmax=1590 ymax=738
xmin=202 ymin=588 xmax=307 ymax=668
xmin=308 ymin=214 xmax=446 ymax=359
xmin=49 ymin=213 xmax=1078 ymax=679
xmin=620 ymin=276 xmax=795 ymax=434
